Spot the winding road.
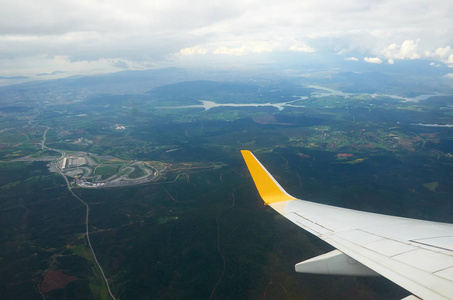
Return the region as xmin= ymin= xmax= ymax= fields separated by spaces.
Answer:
xmin=41 ymin=127 xmax=116 ymax=300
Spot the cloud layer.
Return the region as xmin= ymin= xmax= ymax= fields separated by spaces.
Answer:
xmin=1 ymin=0 xmax=452 ymax=76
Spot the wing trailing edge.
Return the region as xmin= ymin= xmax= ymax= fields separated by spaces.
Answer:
xmin=295 ymin=249 xmax=379 ymax=276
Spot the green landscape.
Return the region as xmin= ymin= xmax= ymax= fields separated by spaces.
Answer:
xmin=0 ymin=69 xmax=452 ymax=299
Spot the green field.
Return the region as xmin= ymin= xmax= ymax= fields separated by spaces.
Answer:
xmin=1 ymin=75 xmax=452 ymax=299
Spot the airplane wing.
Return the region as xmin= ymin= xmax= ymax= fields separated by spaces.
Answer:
xmin=241 ymin=150 xmax=453 ymax=300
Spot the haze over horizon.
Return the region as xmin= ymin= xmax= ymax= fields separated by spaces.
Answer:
xmin=1 ymin=0 xmax=453 ymax=81
xmin=2 ymin=2 xmax=453 ymax=299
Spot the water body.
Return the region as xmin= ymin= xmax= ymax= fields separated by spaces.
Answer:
xmin=308 ymin=85 xmax=438 ymax=102
xmin=158 ymin=99 xmax=306 ymax=111
xmin=308 ymin=85 xmax=354 ymax=98
xmin=157 ymin=86 xmax=441 ymax=111
xmin=412 ymin=123 xmax=453 ymax=128
xmin=373 ymin=93 xmax=439 ymax=102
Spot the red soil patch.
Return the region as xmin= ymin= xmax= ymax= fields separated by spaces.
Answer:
xmin=420 ymin=133 xmax=437 ymax=138
xmin=399 ymin=139 xmax=416 ymax=151
xmin=41 ymin=270 xmax=77 ymax=293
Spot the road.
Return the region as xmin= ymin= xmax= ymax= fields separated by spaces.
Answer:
xmin=41 ymin=127 xmax=116 ymax=300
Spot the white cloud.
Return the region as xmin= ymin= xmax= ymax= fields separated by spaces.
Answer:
xmin=0 ymin=55 xmax=147 ymax=78
xmin=382 ymin=39 xmax=421 ymax=60
xmin=420 ymin=46 xmax=453 ymax=68
xmin=442 ymin=56 xmax=453 ymax=66
xmin=434 ymin=46 xmax=452 ymax=58
xmin=364 ymin=57 xmax=383 ymax=64
xmin=388 ymin=59 xmax=394 ymax=64
xmin=212 ymin=41 xmax=276 ymax=56
xmin=179 ymin=39 xmax=315 ymax=57
xmin=1 ymin=0 xmax=453 ymax=76
xmin=288 ymin=44 xmax=315 ymax=53
xmin=179 ymin=47 xmax=208 ymax=56
xmin=345 ymin=57 xmax=359 ymax=61
xmin=429 ymin=46 xmax=453 ymax=64
xmin=445 ymin=73 xmax=453 ymax=78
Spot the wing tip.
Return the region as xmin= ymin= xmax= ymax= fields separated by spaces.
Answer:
xmin=241 ymin=150 xmax=297 ymax=204
xmin=240 ymin=149 xmax=251 ymax=156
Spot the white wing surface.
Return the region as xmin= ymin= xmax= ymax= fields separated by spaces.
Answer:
xmin=241 ymin=150 xmax=453 ymax=300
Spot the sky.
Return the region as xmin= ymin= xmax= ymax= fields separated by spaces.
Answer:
xmin=1 ymin=0 xmax=453 ymax=78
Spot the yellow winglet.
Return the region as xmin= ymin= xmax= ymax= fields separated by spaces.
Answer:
xmin=241 ymin=150 xmax=298 ymax=205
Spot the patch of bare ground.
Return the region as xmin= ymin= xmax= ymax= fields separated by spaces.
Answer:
xmin=41 ymin=270 xmax=77 ymax=293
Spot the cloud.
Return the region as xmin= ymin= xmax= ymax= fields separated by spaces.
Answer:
xmin=427 ymin=46 xmax=453 ymax=64
xmin=0 ymin=75 xmax=28 ymax=79
xmin=1 ymin=0 xmax=453 ymax=76
xmin=212 ymin=41 xmax=276 ymax=56
xmin=0 ymin=55 xmax=146 ymax=78
xmin=288 ymin=44 xmax=315 ymax=53
xmin=382 ymin=39 xmax=421 ymax=61
xmin=113 ymin=61 xmax=129 ymax=69
xmin=36 ymin=70 xmax=66 ymax=76
xmin=364 ymin=57 xmax=383 ymax=64
xmin=344 ymin=57 xmax=359 ymax=61
xmin=445 ymin=73 xmax=453 ymax=79
xmin=434 ymin=46 xmax=452 ymax=58
xmin=178 ymin=40 xmax=314 ymax=57
xmin=179 ymin=47 xmax=208 ymax=56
